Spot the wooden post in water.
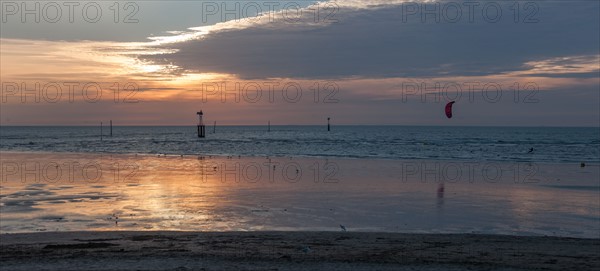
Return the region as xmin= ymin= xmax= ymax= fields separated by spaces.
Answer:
xmin=100 ymin=122 xmax=103 ymax=141
xmin=268 ymin=121 xmax=271 ymax=132
xmin=213 ymin=121 xmax=216 ymax=133
xmin=110 ymin=120 xmax=113 ymax=137
xmin=197 ymin=111 xmax=205 ymax=138
xmin=327 ymin=117 xmax=330 ymax=132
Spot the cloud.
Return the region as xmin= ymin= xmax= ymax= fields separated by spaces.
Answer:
xmin=140 ymin=1 xmax=600 ymax=80
xmin=513 ymin=55 xmax=600 ymax=78
xmin=2 ymin=1 xmax=598 ymax=126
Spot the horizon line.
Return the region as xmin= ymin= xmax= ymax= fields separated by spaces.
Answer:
xmin=1 ymin=124 xmax=599 ymax=128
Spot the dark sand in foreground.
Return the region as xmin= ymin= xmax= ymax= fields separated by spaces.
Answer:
xmin=1 ymin=231 xmax=598 ymax=270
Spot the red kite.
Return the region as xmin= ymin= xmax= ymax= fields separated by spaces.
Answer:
xmin=445 ymin=101 xmax=455 ymax=118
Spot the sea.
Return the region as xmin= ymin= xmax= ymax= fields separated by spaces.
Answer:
xmin=1 ymin=126 xmax=599 ymax=163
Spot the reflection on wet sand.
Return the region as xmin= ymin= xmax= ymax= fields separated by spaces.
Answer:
xmin=1 ymin=152 xmax=598 ymax=238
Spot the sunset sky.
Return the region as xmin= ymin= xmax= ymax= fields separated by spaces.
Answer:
xmin=1 ymin=0 xmax=599 ymax=126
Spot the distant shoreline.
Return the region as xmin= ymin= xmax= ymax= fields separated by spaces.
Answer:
xmin=1 ymin=231 xmax=598 ymax=271
xmin=2 ymin=124 xmax=600 ymax=128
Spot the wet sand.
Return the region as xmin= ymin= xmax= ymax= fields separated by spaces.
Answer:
xmin=1 ymin=231 xmax=598 ymax=271
xmin=1 ymin=151 xmax=599 ymax=237
xmin=1 ymin=152 xmax=599 ymax=270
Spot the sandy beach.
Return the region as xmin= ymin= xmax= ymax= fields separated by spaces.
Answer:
xmin=2 ymin=231 xmax=599 ymax=270
xmin=1 ymin=151 xmax=599 ymax=270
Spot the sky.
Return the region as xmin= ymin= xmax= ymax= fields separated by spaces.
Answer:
xmin=1 ymin=0 xmax=599 ymax=126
